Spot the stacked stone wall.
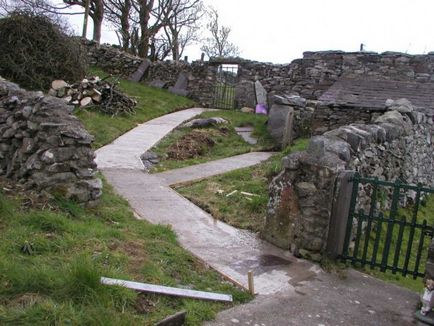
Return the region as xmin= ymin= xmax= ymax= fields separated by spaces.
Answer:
xmin=263 ymin=107 xmax=434 ymax=257
xmin=0 ymin=78 xmax=102 ymax=204
xmin=82 ymin=39 xmax=434 ymax=109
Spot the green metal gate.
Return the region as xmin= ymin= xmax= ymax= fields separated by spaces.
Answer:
xmin=341 ymin=173 xmax=434 ymax=279
xmin=213 ymin=64 xmax=237 ymax=109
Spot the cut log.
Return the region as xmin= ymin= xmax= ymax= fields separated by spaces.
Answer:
xmin=51 ymin=79 xmax=68 ymax=90
xmin=91 ymin=89 xmax=102 ymax=103
xmin=80 ymin=97 xmax=92 ymax=107
xmin=100 ymin=277 xmax=233 ymax=302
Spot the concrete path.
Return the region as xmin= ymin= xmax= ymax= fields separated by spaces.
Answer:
xmin=95 ymin=108 xmax=205 ymax=169
xmin=206 ymin=269 xmax=418 ymax=326
xmin=97 ymin=108 xmax=419 ymax=324
xmin=157 ymin=152 xmax=273 ymax=186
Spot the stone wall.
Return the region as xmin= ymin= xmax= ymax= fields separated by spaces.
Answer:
xmin=82 ymin=39 xmax=434 ymax=109
xmin=0 ymin=78 xmax=102 ymax=204
xmin=311 ymin=105 xmax=384 ymax=135
xmin=263 ymin=106 xmax=434 ymax=258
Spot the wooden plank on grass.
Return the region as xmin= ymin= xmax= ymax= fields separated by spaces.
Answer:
xmin=100 ymin=277 xmax=233 ymax=302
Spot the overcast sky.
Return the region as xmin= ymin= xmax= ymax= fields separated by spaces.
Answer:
xmin=68 ymin=0 xmax=434 ymax=64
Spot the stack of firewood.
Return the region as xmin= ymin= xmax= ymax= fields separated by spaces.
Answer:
xmin=48 ymin=76 xmax=136 ymax=116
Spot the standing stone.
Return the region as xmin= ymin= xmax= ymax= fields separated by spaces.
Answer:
xmin=169 ymin=72 xmax=189 ymax=96
xmin=235 ymin=80 xmax=256 ymax=108
xmin=282 ymin=108 xmax=294 ymax=148
xmin=267 ymin=104 xmax=293 ymax=147
xmin=128 ymin=59 xmax=151 ymax=82
xmin=255 ymin=80 xmax=267 ymax=105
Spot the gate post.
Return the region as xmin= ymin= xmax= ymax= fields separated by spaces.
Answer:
xmin=326 ymin=170 xmax=355 ymax=258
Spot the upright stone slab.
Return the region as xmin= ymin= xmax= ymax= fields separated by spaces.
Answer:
xmin=169 ymin=72 xmax=189 ymax=96
xmin=255 ymin=80 xmax=267 ymax=105
xmin=282 ymin=108 xmax=294 ymax=148
xmin=267 ymin=104 xmax=293 ymax=147
xmin=235 ymin=80 xmax=256 ymax=108
xmin=128 ymin=59 xmax=151 ymax=82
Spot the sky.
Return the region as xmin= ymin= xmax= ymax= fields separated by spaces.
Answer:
xmin=67 ymin=0 xmax=434 ymax=64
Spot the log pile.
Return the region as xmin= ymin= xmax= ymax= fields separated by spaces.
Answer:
xmin=48 ymin=76 xmax=137 ymax=116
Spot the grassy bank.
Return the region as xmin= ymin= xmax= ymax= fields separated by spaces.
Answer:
xmin=175 ymin=139 xmax=309 ymax=233
xmin=151 ymin=110 xmax=276 ymax=173
xmin=0 ymin=180 xmax=250 ymax=325
xmin=75 ymin=68 xmax=194 ymax=148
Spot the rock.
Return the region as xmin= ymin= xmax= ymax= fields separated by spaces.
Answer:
xmin=307 ymin=137 xmax=325 ymax=158
xmin=182 ymin=117 xmax=228 ymax=128
xmin=149 ymin=79 xmax=168 ymax=89
xmin=255 ymin=80 xmax=267 ymax=105
xmin=51 ymin=80 xmax=68 ymax=90
xmin=386 ymin=98 xmax=414 ymax=113
xmin=240 ymin=107 xmax=254 ymax=113
xmin=267 ymin=104 xmax=292 ymax=146
xmin=273 ymin=95 xmax=307 ymax=108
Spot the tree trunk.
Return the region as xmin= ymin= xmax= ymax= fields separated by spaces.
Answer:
xmin=91 ymin=0 xmax=104 ymax=43
xmin=138 ymin=0 xmax=154 ymax=58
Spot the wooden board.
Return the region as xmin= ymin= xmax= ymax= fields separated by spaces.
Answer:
xmin=101 ymin=277 xmax=233 ymax=302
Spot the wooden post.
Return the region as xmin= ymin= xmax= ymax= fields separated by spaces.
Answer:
xmin=247 ymin=271 xmax=254 ymax=295
xmin=82 ymin=0 xmax=90 ymax=39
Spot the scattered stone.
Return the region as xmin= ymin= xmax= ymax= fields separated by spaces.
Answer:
xmin=149 ymin=79 xmax=168 ymax=89
xmin=140 ymin=151 xmax=160 ymax=171
xmin=182 ymin=117 xmax=228 ymax=128
xmin=240 ymin=107 xmax=254 ymax=113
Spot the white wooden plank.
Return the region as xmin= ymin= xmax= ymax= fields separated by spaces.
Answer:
xmin=100 ymin=277 xmax=233 ymax=302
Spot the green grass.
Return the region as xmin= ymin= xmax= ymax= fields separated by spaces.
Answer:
xmin=75 ymin=67 xmax=194 ymax=148
xmin=0 ymin=179 xmax=251 ymax=325
xmin=347 ymin=194 xmax=434 ymax=293
xmin=175 ymin=139 xmax=309 ymax=233
xmin=151 ymin=110 xmax=276 ymax=173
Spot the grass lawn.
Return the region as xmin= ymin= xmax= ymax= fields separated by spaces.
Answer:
xmin=349 ymin=195 xmax=434 ymax=293
xmin=0 ymin=179 xmax=251 ymax=325
xmin=151 ymin=110 xmax=276 ymax=173
xmin=75 ymin=67 xmax=194 ymax=148
xmin=175 ymin=139 xmax=309 ymax=233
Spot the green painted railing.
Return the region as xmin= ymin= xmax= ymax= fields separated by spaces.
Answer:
xmin=341 ymin=173 xmax=434 ymax=279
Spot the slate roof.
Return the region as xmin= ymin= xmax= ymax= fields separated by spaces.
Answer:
xmin=319 ymin=78 xmax=434 ymax=111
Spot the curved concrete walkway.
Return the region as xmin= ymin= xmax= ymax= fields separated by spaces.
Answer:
xmin=97 ymin=108 xmax=418 ymax=325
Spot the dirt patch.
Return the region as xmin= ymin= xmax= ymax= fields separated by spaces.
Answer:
xmin=135 ymin=293 xmax=158 ymax=314
xmin=117 ymin=239 xmax=147 ymax=275
xmin=167 ymin=129 xmax=221 ymax=160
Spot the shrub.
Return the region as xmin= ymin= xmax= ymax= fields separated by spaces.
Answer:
xmin=0 ymin=11 xmax=87 ymax=90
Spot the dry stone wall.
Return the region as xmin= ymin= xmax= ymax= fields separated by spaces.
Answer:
xmin=263 ymin=105 xmax=434 ymax=258
xmin=82 ymin=39 xmax=434 ymax=110
xmin=0 ymin=78 xmax=102 ymax=204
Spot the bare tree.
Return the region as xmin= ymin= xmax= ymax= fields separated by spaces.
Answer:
xmin=104 ymin=0 xmax=133 ymax=51
xmin=200 ymin=7 xmax=239 ymax=58
xmin=158 ymin=0 xmax=203 ymax=61
xmin=13 ymin=0 xmax=104 ymax=42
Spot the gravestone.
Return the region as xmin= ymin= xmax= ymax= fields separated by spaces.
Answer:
xmin=267 ymin=104 xmax=294 ymax=147
xmin=169 ymin=72 xmax=189 ymax=96
xmin=128 ymin=59 xmax=151 ymax=82
xmin=282 ymin=108 xmax=294 ymax=148
xmin=255 ymin=80 xmax=267 ymax=105
xmin=235 ymin=80 xmax=256 ymax=108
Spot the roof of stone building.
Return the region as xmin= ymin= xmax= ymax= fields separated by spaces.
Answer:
xmin=319 ymin=78 xmax=434 ymax=111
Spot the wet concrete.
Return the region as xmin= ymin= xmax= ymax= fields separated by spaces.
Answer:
xmin=102 ymin=168 xmax=317 ymax=294
xmin=206 ymin=269 xmax=418 ymax=326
